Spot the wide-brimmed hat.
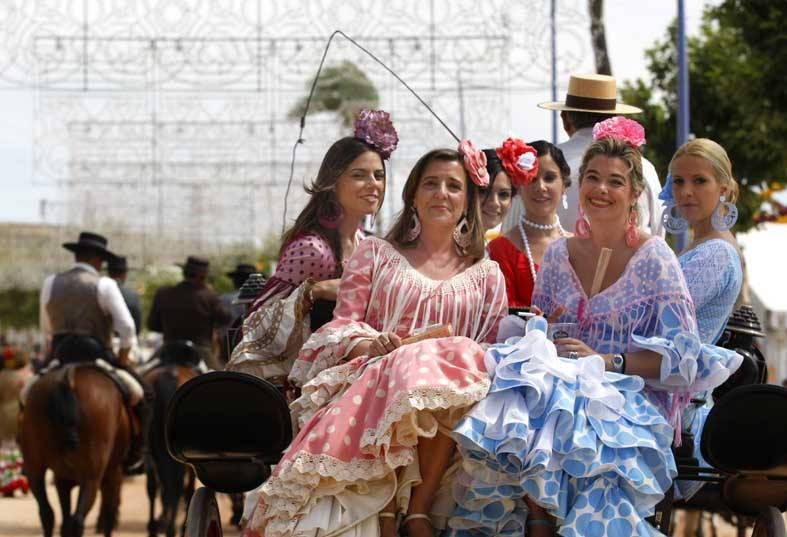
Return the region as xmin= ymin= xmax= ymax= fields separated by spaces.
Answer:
xmin=107 ymin=255 xmax=134 ymax=273
xmin=177 ymin=255 xmax=210 ymax=275
xmin=538 ymin=73 xmax=642 ymax=115
xmin=226 ymin=263 xmax=256 ymax=278
xmin=62 ymin=231 xmax=116 ymax=259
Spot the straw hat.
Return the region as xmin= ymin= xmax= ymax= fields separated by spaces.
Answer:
xmin=538 ymin=73 xmax=642 ymax=115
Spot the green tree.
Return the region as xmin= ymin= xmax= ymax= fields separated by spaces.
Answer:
xmin=620 ymin=2 xmax=787 ymax=232
xmin=289 ymin=61 xmax=379 ymax=128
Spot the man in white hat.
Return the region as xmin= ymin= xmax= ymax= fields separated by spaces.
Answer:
xmin=503 ymin=73 xmax=664 ymax=236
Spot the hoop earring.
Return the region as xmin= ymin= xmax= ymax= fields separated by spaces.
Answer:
xmin=575 ymin=206 xmax=591 ymax=239
xmin=625 ymin=208 xmax=640 ymax=247
xmin=662 ymin=203 xmax=688 ymax=235
xmin=405 ymin=209 xmax=421 ymax=242
xmin=452 ymin=216 xmax=472 ymax=256
xmin=562 ymin=193 xmax=568 ymax=210
xmin=317 ymin=197 xmax=343 ymax=229
xmin=711 ymin=194 xmax=738 ymax=231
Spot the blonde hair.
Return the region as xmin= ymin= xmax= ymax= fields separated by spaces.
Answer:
xmin=385 ymin=148 xmax=485 ymax=260
xmin=578 ymin=137 xmax=645 ymax=196
xmin=669 ymin=138 xmax=739 ymax=203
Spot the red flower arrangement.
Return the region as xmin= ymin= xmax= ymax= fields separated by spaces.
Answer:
xmin=458 ymin=139 xmax=490 ymax=187
xmin=496 ymin=137 xmax=539 ymax=186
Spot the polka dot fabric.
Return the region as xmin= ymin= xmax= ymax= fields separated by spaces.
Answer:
xmin=446 ymin=237 xmax=742 ymax=536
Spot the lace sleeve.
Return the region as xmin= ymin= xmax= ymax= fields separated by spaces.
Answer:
xmin=288 ymin=239 xmax=381 ymax=385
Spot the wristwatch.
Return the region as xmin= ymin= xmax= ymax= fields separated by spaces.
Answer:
xmin=611 ymin=353 xmax=626 ymax=374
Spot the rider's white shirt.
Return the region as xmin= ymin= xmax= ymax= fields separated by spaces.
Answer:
xmin=39 ymin=262 xmax=138 ymax=350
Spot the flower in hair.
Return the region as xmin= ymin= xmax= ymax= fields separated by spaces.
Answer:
xmin=592 ymin=116 xmax=646 ymax=148
xmin=354 ymin=109 xmax=399 ymax=159
xmin=496 ymin=137 xmax=539 ymax=186
xmin=458 ymin=139 xmax=489 ymax=187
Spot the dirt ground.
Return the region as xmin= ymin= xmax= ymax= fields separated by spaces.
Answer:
xmin=0 ymin=474 xmax=241 ymax=537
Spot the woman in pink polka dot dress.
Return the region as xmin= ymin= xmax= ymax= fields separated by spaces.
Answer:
xmin=243 ymin=148 xmax=508 ymax=537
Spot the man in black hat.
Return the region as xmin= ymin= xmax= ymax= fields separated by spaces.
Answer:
xmin=37 ymin=230 xmax=147 ymax=472
xmin=216 ymin=263 xmax=256 ymax=365
xmin=108 ymin=256 xmax=142 ymax=336
xmin=147 ymin=256 xmax=232 ymax=369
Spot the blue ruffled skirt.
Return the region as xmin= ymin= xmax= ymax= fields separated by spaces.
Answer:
xmin=447 ymin=331 xmax=677 ymax=537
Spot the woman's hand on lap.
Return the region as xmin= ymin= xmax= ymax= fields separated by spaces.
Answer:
xmin=367 ymin=332 xmax=402 ymax=358
xmin=555 ymin=338 xmax=596 ymax=358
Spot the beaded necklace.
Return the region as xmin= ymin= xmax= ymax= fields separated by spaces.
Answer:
xmin=518 ymin=216 xmax=565 ymax=284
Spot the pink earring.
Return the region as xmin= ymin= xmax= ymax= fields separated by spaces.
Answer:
xmin=317 ymin=197 xmax=343 ymax=229
xmin=625 ymin=209 xmax=640 ymax=247
xmin=575 ymin=206 xmax=591 ymax=239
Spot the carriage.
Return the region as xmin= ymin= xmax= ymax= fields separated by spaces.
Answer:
xmin=165 ymin=303 xmax=787 ymax=537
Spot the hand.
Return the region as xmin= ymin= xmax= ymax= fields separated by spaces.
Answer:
xmin=312 ymin=278 xmax=341 ymax=301
xmin=118 ymin=347 xmax=131 ymax=367
xmin=554 ymin=338 xmax=596 ymax=359
xmin=530 ymin=305 xmax=566 ymax=323
xmin=366 ymin=332 xmax=402 ymax=358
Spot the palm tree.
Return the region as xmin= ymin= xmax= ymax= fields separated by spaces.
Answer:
xmin=288 ymin=61 xmax=379 ymax=129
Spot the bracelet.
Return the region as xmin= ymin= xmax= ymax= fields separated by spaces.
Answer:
xmin=620 ymin=352 xmax=627 ymax=374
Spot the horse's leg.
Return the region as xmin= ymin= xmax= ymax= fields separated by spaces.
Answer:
xmin=54 ymin=478 xmax=74 ymax=537
xmin=98 ymin=465 xmax=123 ymax=537
xmin=28 ymin=473 xmax=55 ymax=537
xmin=146 ymin=461 xmax=160 ymax=537
xmin=71 ymin=480 xmax=99 ymax=537
xmin=161 ymin=459 xmax=186 ymax=537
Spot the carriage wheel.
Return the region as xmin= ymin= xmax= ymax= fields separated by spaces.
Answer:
xmin=752 ymin=507 xmax=786 ymax=537
xmin=184 ymin=487 xmax=223 ymax=537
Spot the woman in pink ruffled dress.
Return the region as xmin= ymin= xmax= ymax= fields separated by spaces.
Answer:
xmin=243 ymin=146 xmax=508 ymax=537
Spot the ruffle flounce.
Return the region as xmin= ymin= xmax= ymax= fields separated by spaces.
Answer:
xmin=448 ymin=331 xmax=677 ymax=536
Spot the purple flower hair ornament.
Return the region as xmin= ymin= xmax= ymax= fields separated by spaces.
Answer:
xmin=354 ymin=109 xmax=399 ymax=159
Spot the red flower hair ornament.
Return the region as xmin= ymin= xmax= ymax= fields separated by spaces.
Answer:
xmin=458 ymin=139 xmax=490 ymax=187
xmin=496 ymin=137 xmax=539 ymax=186
xmin=592 ymin=116 xmax=646 ymax=148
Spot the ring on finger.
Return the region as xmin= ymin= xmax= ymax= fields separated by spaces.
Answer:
xmin=568 ymin=351 xmax=579 ymax=360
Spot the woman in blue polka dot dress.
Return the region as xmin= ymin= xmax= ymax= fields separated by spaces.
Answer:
xmin=447 ymin=119 xmax=743 ymax=536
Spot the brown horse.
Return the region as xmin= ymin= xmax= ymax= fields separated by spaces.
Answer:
xmin=19 ymin=365 xmax=130 ymax=537
xmin=143 ymin=365 xmax=198 ymax=537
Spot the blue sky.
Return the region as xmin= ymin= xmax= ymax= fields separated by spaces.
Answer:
xmin=0 ymin=1 xmax=712 ymax=224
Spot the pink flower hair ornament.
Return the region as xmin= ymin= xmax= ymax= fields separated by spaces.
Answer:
xmin=354 ymin=109 xmax=399 ymax=159
xmin=496 ymin=137 xmax=539 ymax=186
xmin=458 ymin=139 xmax=490 ymax=187
xmin=592 ymin=116 xmax=646 ymax=148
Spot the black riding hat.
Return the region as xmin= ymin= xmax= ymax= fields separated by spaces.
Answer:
xmin=226 ymin=263 xmax=256 ymax=278
xmin=62 ymin=231 xmax=117 ymax=260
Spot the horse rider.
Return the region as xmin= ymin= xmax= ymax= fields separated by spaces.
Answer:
xmin=33 ymin=230 xmax=148 ymax=473
xmin=108 ymin=255 xmax=142 ymax=337
xmin=147 ymin=256 xmax=233 ymax=371
xmin=217 ymin=263 xmax=256 ymax=364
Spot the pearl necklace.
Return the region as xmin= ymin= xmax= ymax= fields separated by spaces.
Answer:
xmin=518 ymin=217 xmax=565 ymax=284
xmin=522 ymin=216 xmax=564 ymax=232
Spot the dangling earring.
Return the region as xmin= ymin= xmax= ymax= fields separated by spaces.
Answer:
xmin=662 ymin=202 xmax=688 ymax=234
xmin=562 ymin=193 xmax=568 ymax=210
xmin=625 ymin=208 xmax=640 ymax=247
xmin=711 ymin=194 xmax=738 ymax=231
xmin=405 ymin=209 xmax=421 ymax=242
xmin=452 ymin=216 xmax=472 ymax=256
xmin=575 ymin=206 xmax=591 ymax=239
xmin=318 ymin=197 xmax=343 ymax=229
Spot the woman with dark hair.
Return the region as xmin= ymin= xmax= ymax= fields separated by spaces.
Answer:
xmin=243 ymin=147 xmax=508 ymax=537
xmin=478 ymin=149 xmax=515 ymax=239
xmin=487 ymin=139 xmax=571 ymax=307
xmin=229 ymin=111 xmax=397 ymax=381
xmin=248 ymin=110 xmax=398 ymax=314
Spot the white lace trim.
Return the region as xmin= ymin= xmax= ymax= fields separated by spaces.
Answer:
xmin=253 ymin=380 xmax=490 ymax=537
xmin=289 ymin=323 xmax=378 ymax=386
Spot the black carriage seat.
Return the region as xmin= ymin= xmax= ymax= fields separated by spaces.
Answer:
xmin=701 ymin=384 xmax=787 ymax=474
xmin=165 ymin=371 xmax=293 ymax=493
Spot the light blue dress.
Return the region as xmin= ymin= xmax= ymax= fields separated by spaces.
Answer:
xmin=676 ymin=239 xmax=743 ymax=499
xmin=447 ymin=237 xmax=742 ymax=536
